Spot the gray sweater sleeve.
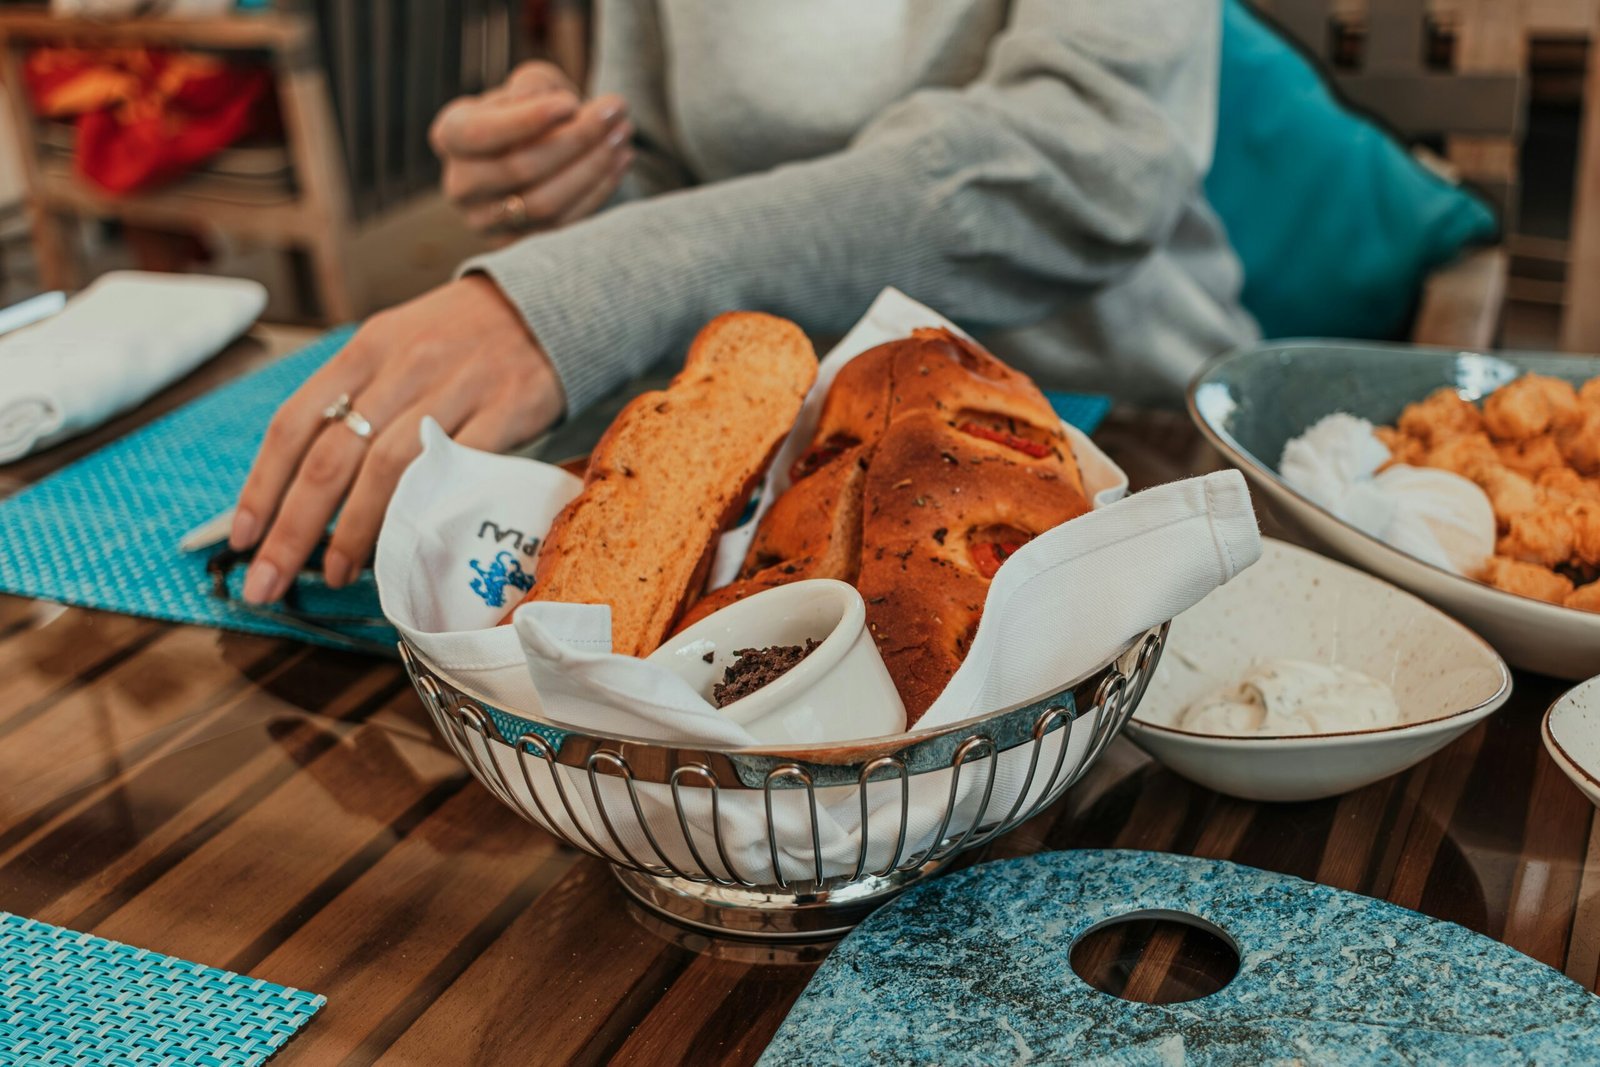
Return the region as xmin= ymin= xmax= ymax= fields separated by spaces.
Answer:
xmin=466 ymin=0 xmax=1219 ymax=416
xmin=586 ymin=0 xmax=694 ymax=201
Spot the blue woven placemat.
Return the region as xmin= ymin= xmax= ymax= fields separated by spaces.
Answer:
xmin=0 ymin=326 xmax=1111 ymax=652
xmin=0 ymin=327 xmax=395 ymax=653
xmin=0 ymin=912 xmax=324 ymax=1066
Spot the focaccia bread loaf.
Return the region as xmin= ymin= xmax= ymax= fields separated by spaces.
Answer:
xmin=789 ymin=328 xmax=1084 ymax=498
xmin=508 ymin=311 xmax=816 ymax=656
xmin=858 ymin=412 xmax=1089 ymax=719
xmin=675 ymin=327 xmax=1090 ymax=721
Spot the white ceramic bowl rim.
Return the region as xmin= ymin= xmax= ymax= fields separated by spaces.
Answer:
xmin=1128 ymin=539 xmax=1512 ymax=744
xmin=1543 ymin=679 xmax=1600 ymax=793
xmin=1543 ymin=721 xmax=1600 ymax=794
xmin=1186 ymin=346 xmax=1600 ymax=626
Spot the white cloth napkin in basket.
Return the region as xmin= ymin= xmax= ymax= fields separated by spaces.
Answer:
xmin=0 ymin=271 xmax=267 ymax=464
xmin=377 ymin=289 xmax=1262 ymax=883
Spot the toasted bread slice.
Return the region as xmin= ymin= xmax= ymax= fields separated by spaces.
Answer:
xmin=507 ymin=312 xmax=816 ymax=655
xmin=674 ymin=444 xmax=868 ymax=632
xmin=745 ymin=444 xmax=868 ymax=581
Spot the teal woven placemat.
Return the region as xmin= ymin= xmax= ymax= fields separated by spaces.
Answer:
xmin=0 ymin=327 xmax=394 ymax=654
xmin=0 ymin=912 xmax=324 ymax=1065
xmin=0 ymin=326 xmax=1110 ymax=653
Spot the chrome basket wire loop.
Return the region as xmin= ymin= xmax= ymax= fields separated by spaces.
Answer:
xmin=400 ymin=623 xmax=1168 ymax=938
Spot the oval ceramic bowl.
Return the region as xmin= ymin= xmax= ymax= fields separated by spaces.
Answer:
xmin=1124 ymin=539 xmax=1512 ymax=802
xmin=1188 ymin=341 xmax=1600 ymax=679
xmin=1543 ymin=676 xmax=1600 ymax=809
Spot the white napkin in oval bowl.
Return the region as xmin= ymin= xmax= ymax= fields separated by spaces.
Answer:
xmin=1279 ymin=413 xmax=1495 ymax=576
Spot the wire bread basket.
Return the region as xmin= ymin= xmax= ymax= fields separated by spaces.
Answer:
xmin=400 ymin=623 xmax=1167 ymax=939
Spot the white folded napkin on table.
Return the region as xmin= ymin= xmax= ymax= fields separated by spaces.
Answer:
xmin=0 ymin=271 xmax=267 ymax=464
xmin=376 ymin=289 xmax=1263 ymax=883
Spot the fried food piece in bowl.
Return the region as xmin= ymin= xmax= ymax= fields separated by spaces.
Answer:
xmin=1424 ymin=432 xmax=1498 ymax=479
xmin=1499 ymin=500 xmax=1600 ymax=569
xmin=1496 ymin=434 xmax=1567 ymax=479
xmin=1537 ymin=467 xmax=1600 ymax=503
xmin=1566 ymin=581 xmax=1600 ymax=613
xmin=1373 ymin=425 xmax=1426 ymax=467
xmin=1471 ymin=464 xmax=1542 ymax=531
xmin=1398 ymin=387 xmax=1483 ymax=447
xmin=1483 ymin=374 xmax=1583 ymax=441
xmin=1480 ymin=556 xmax=1574 ymax=605
xmin=1560 ymin=406 xmax=1600 ymax=476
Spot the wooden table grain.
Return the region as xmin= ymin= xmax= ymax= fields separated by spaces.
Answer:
xmin=1 ymin=328 xmax=1597 ymax=1065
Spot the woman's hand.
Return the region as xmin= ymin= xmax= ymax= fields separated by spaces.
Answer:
xmin=230 ymin=276 xmax=564 ymax=602
xmin=430 ymin=60 xmax=634 ymax=240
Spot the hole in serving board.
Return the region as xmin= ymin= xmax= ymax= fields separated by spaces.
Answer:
xmin=1069 ymin=910 xmax=1240 ymax=1004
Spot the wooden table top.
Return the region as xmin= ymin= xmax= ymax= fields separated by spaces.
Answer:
xmin=1 ymin=327 xmax=1597 ymax=1065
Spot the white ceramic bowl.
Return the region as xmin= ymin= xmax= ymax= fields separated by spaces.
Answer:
xmin=1189 ymin=342 xmax=1600 ymax=680
xmin=647 ymin=579 xmax=906 ymax=745
xmin=1124 ymin=539 xmax=1512 ymax=802
xmin=1543 ymin=676 xmax=1600 ymax=809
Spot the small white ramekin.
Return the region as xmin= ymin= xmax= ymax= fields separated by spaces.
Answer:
xmin=648 ymin=579 xmax=907 ymax=745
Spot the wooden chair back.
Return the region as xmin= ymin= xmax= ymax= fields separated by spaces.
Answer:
xmin=1257 ymin=0 xmax=1526 ymax=223
xmin=294 ymin=0 xmax=522 ymax=222
xmin=0 ymin=4 xmax=522 ymax=320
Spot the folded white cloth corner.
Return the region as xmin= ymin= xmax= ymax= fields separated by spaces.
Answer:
xmin=0 ymin=271 xmax=267 ymax=464
xmin=1280 ymin=413 xmax=1495 ymax=575
xmin=921 ymin=468 xmax=1261 ymax=728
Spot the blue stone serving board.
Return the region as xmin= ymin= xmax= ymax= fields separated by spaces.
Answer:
xmin=761 ymin=850 xmax=1600 ymax=1065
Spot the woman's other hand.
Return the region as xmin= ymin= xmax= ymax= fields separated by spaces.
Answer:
xmin=230 ymin=276 xmax=564 ymax=602
xmin=430 ymin=60 xmax=634 ymax=240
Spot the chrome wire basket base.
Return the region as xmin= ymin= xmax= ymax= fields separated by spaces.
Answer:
xmin=402 ymin=624 xmax=1167 ymax=943
xmin=613 ymin=861 xmax=950 ymax=940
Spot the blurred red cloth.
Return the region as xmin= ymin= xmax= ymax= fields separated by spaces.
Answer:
xmin=22 ymin=46 xmax=275 ymax=195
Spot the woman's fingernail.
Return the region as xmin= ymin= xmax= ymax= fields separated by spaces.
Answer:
xmin=229 ymin=509 xmax=260 ymax=549
xmin=614 ymin=148 xmax=635 ymax=172
xmin=242 ymin=560 xmax=282 ymax=605
xmin=597 ymin=97 xmax=626 ymax=123
xmin=324 ymin=549 xmax=352 ymax=589
xmin=607 ymin=123 xmax=632 ymax=148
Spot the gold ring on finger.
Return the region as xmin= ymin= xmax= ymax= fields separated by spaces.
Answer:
xmin=496 ymin=191 xmax=530 ymax=232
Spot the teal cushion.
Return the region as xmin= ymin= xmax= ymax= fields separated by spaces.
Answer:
xmin=1206 ymin=0 xmax=1500 ymax=340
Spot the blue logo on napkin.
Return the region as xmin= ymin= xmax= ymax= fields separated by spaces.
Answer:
xmin=469 ymin=550 xmax=535 ymax=608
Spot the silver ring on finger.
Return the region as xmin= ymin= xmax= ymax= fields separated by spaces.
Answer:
xmin=322 ymin=393 xmax=376 ymax=441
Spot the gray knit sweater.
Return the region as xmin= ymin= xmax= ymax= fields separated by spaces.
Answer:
xmin=466 ymin=0 xmax=1259 ymax=415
